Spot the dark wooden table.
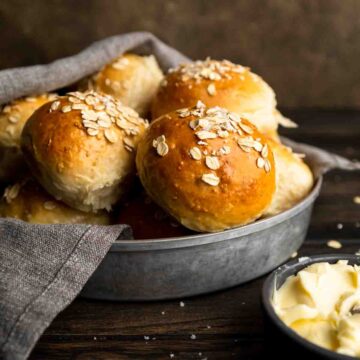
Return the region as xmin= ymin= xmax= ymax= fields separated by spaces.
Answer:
xmin=30 ymin=110 xmax=360 ymax=360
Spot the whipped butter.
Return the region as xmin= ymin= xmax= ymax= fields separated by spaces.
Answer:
xmin=273 ymin=261 xmax=360 ymax=357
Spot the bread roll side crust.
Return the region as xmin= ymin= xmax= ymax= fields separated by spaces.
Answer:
xmin=264 ymin=138 xmax=314 ymax=216
xmin=0 ymin=178 xmax=110 ymax=224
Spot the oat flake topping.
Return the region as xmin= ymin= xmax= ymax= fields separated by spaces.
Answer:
xmin=169 ymin=58 xmax=249 ymax=83
xmin=189 ymin=147 xmax=202 ymax=160
xmin=0 ymin=94 xmax=58 ymax=140
xmin=3 ymin=183 xmax=21 ymax=204
xmin=175 ymin=102 xmax=272 ymax=187
xmin=201 ymin=173 xmax=220 ymax=186
xmin=48 ymin=90 xmax=148 ymax=152
xmin=152 ymin=135 xmax=169 ymax=157
xmin=43 ymin=201 xmax=57 ymax=210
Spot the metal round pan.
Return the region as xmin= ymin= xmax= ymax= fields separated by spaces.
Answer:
xmin=81 ymin=177 xmax=322 ymax=301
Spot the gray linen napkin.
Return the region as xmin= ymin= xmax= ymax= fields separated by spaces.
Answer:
xmin=0 ymin=221 xmax=131 ymax=360
xmin=0 ymin=31 xmax=189 ymax=105
xmin=0 ymin=32 xmax=188 ymax=360
xmin=282 ymin=137 xmax=360 ymax=176
xmin=0 ymin=31 xmax=359 ymax=360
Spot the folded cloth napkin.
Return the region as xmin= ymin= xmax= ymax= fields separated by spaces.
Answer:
xmin=282 ymin=137 xmax=360 ymax=177
xmin=0 ymin=31 xmax=359 ymax=360
xmin=0 ymin=31 xmax=189 ymax=105
xmin=0 ymin=221 xmax=131 ymax=360
xmin=0 ymin=32 xmax=188 ymax=360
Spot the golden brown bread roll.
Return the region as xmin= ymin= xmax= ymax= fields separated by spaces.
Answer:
xmin=21 ymin=91 xmax=148 ymax=213
xmin=136 ymin=102 xmax=276 ymax=232
xmin=84 ymin=53 xmax=163 ymax=117
xmin=0 ymin=178 xmax=111 ymax=224
xmin=116 ymin=187 xmax=193 ymax=239
xmin=151 ymin=58 xmax=295 ymax=137
xmin=0 ymin=94 xmax=58 ymax=183
xmin=264 ymin=138 xmax=314 ymax=216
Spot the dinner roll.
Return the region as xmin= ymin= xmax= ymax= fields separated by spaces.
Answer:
xmin=85 ymin=54 xmax=163 ymax=117
xmin=136 ymin=102 xmax=276 ymax=232
xmin=151 ymin=58 xmax=295 ymax=136
xmin=116 ymin=188 xmax=193 ymax=239
xmin=0 ymin=178 xmax=110 ymax=224
xmin=264 ymin=138 xmax=314 ymax=216
xmin=21 ymin=91 xmax=148 ymax=212
xmin=0 ymin=94 xmax=57 ymax=183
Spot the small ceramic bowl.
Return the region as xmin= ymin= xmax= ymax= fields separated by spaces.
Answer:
xmin=262 ymin=254 xmax=360 ymax=359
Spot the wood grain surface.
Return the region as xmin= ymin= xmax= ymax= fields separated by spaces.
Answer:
xmin=29 ymin=109 xmax=360 ymax=359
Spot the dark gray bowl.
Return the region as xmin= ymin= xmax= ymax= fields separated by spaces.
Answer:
xmin=262 ymin=254 xmax=360 ymax=359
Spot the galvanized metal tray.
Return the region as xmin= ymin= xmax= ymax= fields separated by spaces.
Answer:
xmin=81 ymin=177 xmax=322 ymax=301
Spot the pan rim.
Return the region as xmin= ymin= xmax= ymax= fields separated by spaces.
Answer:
xmin=110 ymin=176 xmax=322 ymax=252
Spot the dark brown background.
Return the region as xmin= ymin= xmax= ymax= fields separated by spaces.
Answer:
xmin=1 ymin=0 xmax=360 ymax=108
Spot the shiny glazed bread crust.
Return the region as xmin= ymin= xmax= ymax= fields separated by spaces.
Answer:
xmin=151 ymin=59 xmax=279 ymax=135
xmin=137 ymin=103 xmax=276 ymax=232
xmin=21 ymin=91 xmax=148 ymax=212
